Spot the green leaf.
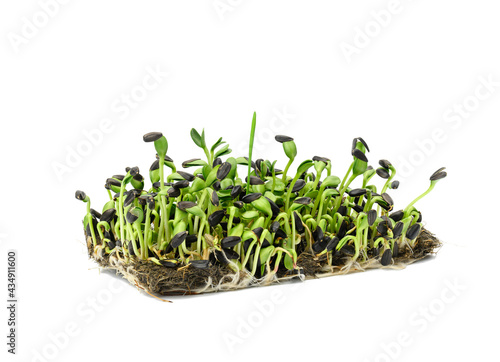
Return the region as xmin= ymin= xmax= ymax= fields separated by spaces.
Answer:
xmin=215 ymin=144 xmax=231 ymax=158
xmin=205 ymin=164 xmax=221 ymax=186
xmin=260 ymin=246 xmax=275 ymax=265
xmin=210 ymin=137 xmax=225 ymax=153
xmin=283 ymin=141 xmax=297 ymax=160
xmin=102 ymin=200 xmax=115 ymax=213
xmin=201 ymin=129 xmax=206 ymax=148
xmin=241 ymin=210 xmax=259 ymax=219
xmin=189 ymin=177 xmax=206 ymax=193
xmin=229 ymin=223 xmax=244 ymax=237
xmin=154 ymin=136 xmax=168 ymax=157
xmin=284 ymin=253 xmax=294 ymax=270
xmin=297 ymin=160 xmax=314 ymax=175
xmin=251 ymin=197 xmax=272 ymax=217
xmin=190 ymin=128 xmax=203 ymax=148
xmin=183 ymin=159 xmax=207 ymax=168
xmin=185 ymin=205 xmax=205 ymax=218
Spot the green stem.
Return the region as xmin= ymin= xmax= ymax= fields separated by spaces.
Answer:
xmin=247 ymin=112 xmax=257 ymax=194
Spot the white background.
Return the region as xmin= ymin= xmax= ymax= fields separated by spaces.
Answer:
xmin=1 ymin=1 xmax=498 ymax=361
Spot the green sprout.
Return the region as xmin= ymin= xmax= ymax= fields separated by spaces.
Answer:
xmin=77 ymin=114 xmax=446 ymax=288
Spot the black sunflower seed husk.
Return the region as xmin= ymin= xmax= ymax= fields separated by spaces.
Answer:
xmin=223 ymin=248 xmax=240 ymax=260
xmin=90 ymin=208 xmax=102 ymax=220
xmin=340 ymin=244 xmax=355 ymax=256
xmin=115 ymin=239 xmax=123 ymax=247
xmin=107 ymin=240 xmax=116 ymax=250
xmin=173 ymin=180 xmax=189 ymax=189
xmin=254 ymin=255 xmax=262 ymax=278
xmin=160 ymin=260 xmax=177 ymax=268
xmin=185 ymin=234 xmax=197 ymax=247
xmin=293 ymin=211 xmax=304 ymax=233
xmin=406 ymin=224 xmax=421 ymax=240
xmin=265 ymin=197 xmax=280 ymax=219
xmin=230 ymin=185 xmax=242 ymax=199
xmin=430 ymin=167 xmax=447 ymax=181
xmin=337 ymin=221 xmax=348 ymax=239
xmin=106 ymin=178 xmax=122 ymax=187
xmin=274 ymin=229 xmax=287 ymax=241
xmin=217 ymin=162 xmax=232 ymax=180
xmin=391 ymin=180 xmax=400 ymax=189
xmin=213 ymin=157 xmax=222 ymax=167
xmin=232 ymin=217 xmax=240 ymax=224
xmin=348 ymin=188 xmax=367 ymax=197
xmin=357 ymin=137 xmax=370 ymax=152
xmin=351 ymin=138 xmax=358 ymax=152
xmin=270 ymin=221 xmax=280 ymax=233
xmin=393 ymin=241 xmax=399 ymax=258
xmin=243 ymin=238 xmax=252 ymax=253
xmin=143 ymin=132 xmax=163 ymax=142
xmin=150 ymin=159 xmax=160 ymax=171
xmin=291 ymin=179 xmax=306 ymax=193
xmin=312 ymin=239 xmax=328 ymax=253
xmin=294 ymin=197 xmax=312 ymax=205
xmin=167 ymin=188 xmax=181 ymax=197
xmin=275 ymin=135 xmax=294 ymax=143
xmin=170 ymin=231 xmax=188 ymax=248
xmin=177 ymin=201 xmax=197 ymax=211
xmin=211 ymin=191 xmax=219 ymax=206
xmin=126 ymin=210 xmax=138 ymax=224
xmin=221 ymin=236 xmax=242 ymax=248
xmin=214 ymin=249 xmax=229 ymax=264
xmin=189 ymin=260 xmax=210 ymax=269
xmin=147 ymin=248 xmax=156 ymax=258
xmin=252 ymin=227 xmax=264 ymax=239
xmin=389 ymin=210 xmax=404 ymax=222
xmin=352 ymin=148 xmax=368 ymax=162
xmin=313 ymin=156 xmax=330 ymax=163
xmin=376 ymin=168 xmax=390 ymax=179
xmin=377 ymin=221 xmax=388 ymax=236
xmin=182 ymin=158 xmax=201 ymax=168
xmin=313 ymin=226 xmax=324 ymax=242
xmin=393 ymin=221 xmax=404 ymax=239
xmin=129 ymin=167 xmax=139 ymax=176
xmin=352 ymin=205 xmax=364 ymax=213
xmin=234 ymin=201 xmax=244 ymax=209
xmin=127 ymin=240 xmax=136 ymax=255
xmin=338 ymin=205 xmax=348 ymax=216
xmin=417 ymin=212 xmax=423 ymax=223
xmin=104 ymin=230 xmax=115 ymax=243
xmin=326 ymin=236 xmax=339 ymax=253
xmin=246 ymin=176 xmax=265 ymax=185
xmin=381 ymin=249 xmax=392 ymax=266
xmin=152 ymin=181 xmax=173 ymax=189
xmin=219 ymin=222 xmax=228 ymax=231
xmin=213 ymin=181 xmax=221 ymax=191
xmin=242 ymin=193 xmax=262 ymax=203
xmin=209 ymin=252 xmax=217 ymax=265
xmin=177 ymin=171 xmax=195 ymax=181
xmin=367 ymin=209 xmax=377 ymax=226
xmin=255 ymin=159 xmax=263 ymax=172
xmin=208 ymin=210 xmax=225 ymax=227
xmin=381 ymin=193 xmax=394 ymax=206
xmin=261 ymin=239 xmax=271 ymax=248
xmin=430 ymin=171 xmax=447 ymax=181
xmin=379 ymin=159 xmax=392 ymax=169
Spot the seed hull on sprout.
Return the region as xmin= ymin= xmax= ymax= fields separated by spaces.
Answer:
xmin=77 ymin=113 xmax=446 ymax=297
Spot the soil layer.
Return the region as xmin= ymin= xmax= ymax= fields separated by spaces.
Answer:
xmin=86 ymin=228 xmax=441 ymax=296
